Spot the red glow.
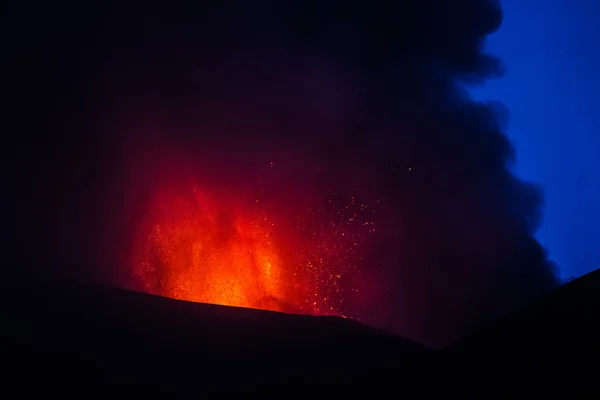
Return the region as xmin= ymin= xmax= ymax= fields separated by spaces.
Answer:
xmin=130 ymin=168 xmax=376 ymax=317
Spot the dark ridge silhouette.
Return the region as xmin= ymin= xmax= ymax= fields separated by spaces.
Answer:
xmin=2 ymin=278 xmax=431 ymax=394
xmin=2 ymin=268 xmax=598 ymax=396
xmin=444 ymin=268 xmax=600 ymax=396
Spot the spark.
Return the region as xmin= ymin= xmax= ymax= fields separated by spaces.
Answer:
xmin=131 ymin=162 xmax=377 ymax=318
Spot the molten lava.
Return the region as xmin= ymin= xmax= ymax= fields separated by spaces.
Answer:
xmin=131 ymin=178 xmax=376 ymax=316
xmin=133 ymin=186 xmax=285 ymax=310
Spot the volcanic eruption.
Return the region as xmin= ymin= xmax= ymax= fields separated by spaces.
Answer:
xmin=127 ymin=144 xmax=379 ymax=318
xmin=10 ymin=0 xmax=562 ymax=348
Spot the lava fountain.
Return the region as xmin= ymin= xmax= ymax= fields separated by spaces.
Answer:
xmin=133 ymin=185 xmax=287 ymax=311
xmin=130 ymin=163 xmax=377 ymax=317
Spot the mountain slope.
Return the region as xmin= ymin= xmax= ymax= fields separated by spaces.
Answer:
xmin=2 ymin=268 xmax=598 ymax=395
xmin=2 ymin=281 xmax=430 ymax=393
xmin=444 ymin=268 xmax=600 ymax=395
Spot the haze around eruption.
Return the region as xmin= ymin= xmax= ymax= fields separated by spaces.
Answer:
xmin=9 ymin=0 xmax=561 ymax=348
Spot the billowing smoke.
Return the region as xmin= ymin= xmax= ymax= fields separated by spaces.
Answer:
xmin=9 ymin=0 xmax=560 ymax=347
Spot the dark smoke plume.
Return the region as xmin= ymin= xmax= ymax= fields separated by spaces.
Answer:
xmin=7 ymin=0 xmax=560 ymax=347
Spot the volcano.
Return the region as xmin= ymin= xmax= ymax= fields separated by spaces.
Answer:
xmin=4 ymin=0 xmax=597 ymax=395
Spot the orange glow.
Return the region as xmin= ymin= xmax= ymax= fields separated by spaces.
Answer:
xmin=132 ymin=186 xmax=294 ymax=312
xmin=129 ymin=162 xmax=375 ymax=317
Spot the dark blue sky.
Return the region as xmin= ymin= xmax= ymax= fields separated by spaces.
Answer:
xmin=473 ymin=0 xmax=600 ymax=279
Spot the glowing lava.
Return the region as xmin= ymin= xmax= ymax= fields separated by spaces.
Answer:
xmin=132 ymin=186 xmax=291 ymax=311
xmin=131 ymin=168 xmax=376 ymax=316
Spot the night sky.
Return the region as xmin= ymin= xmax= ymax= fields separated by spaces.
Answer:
xmin=473 ymin=0 xmax=600 ymax=280
xmin=6 ymin=0 xmax=594 ymax=348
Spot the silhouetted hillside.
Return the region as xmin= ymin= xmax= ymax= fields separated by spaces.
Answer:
xmin=1 ymin=268 xmax=598 ymax=396
xmin=1 ymin=281 xmax=431 ymax=394
xmin=444 ymin=268 xmax=600 ymax=395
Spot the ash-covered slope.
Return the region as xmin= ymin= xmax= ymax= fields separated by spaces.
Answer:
xmin=444 ymin=268 xmax=600 ymax=395
xmin=1 ymin=281 xmax=430 ymax=393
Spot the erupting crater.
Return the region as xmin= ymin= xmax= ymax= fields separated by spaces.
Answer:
xmin=130 ymin=177 xmax=375 ymax=317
